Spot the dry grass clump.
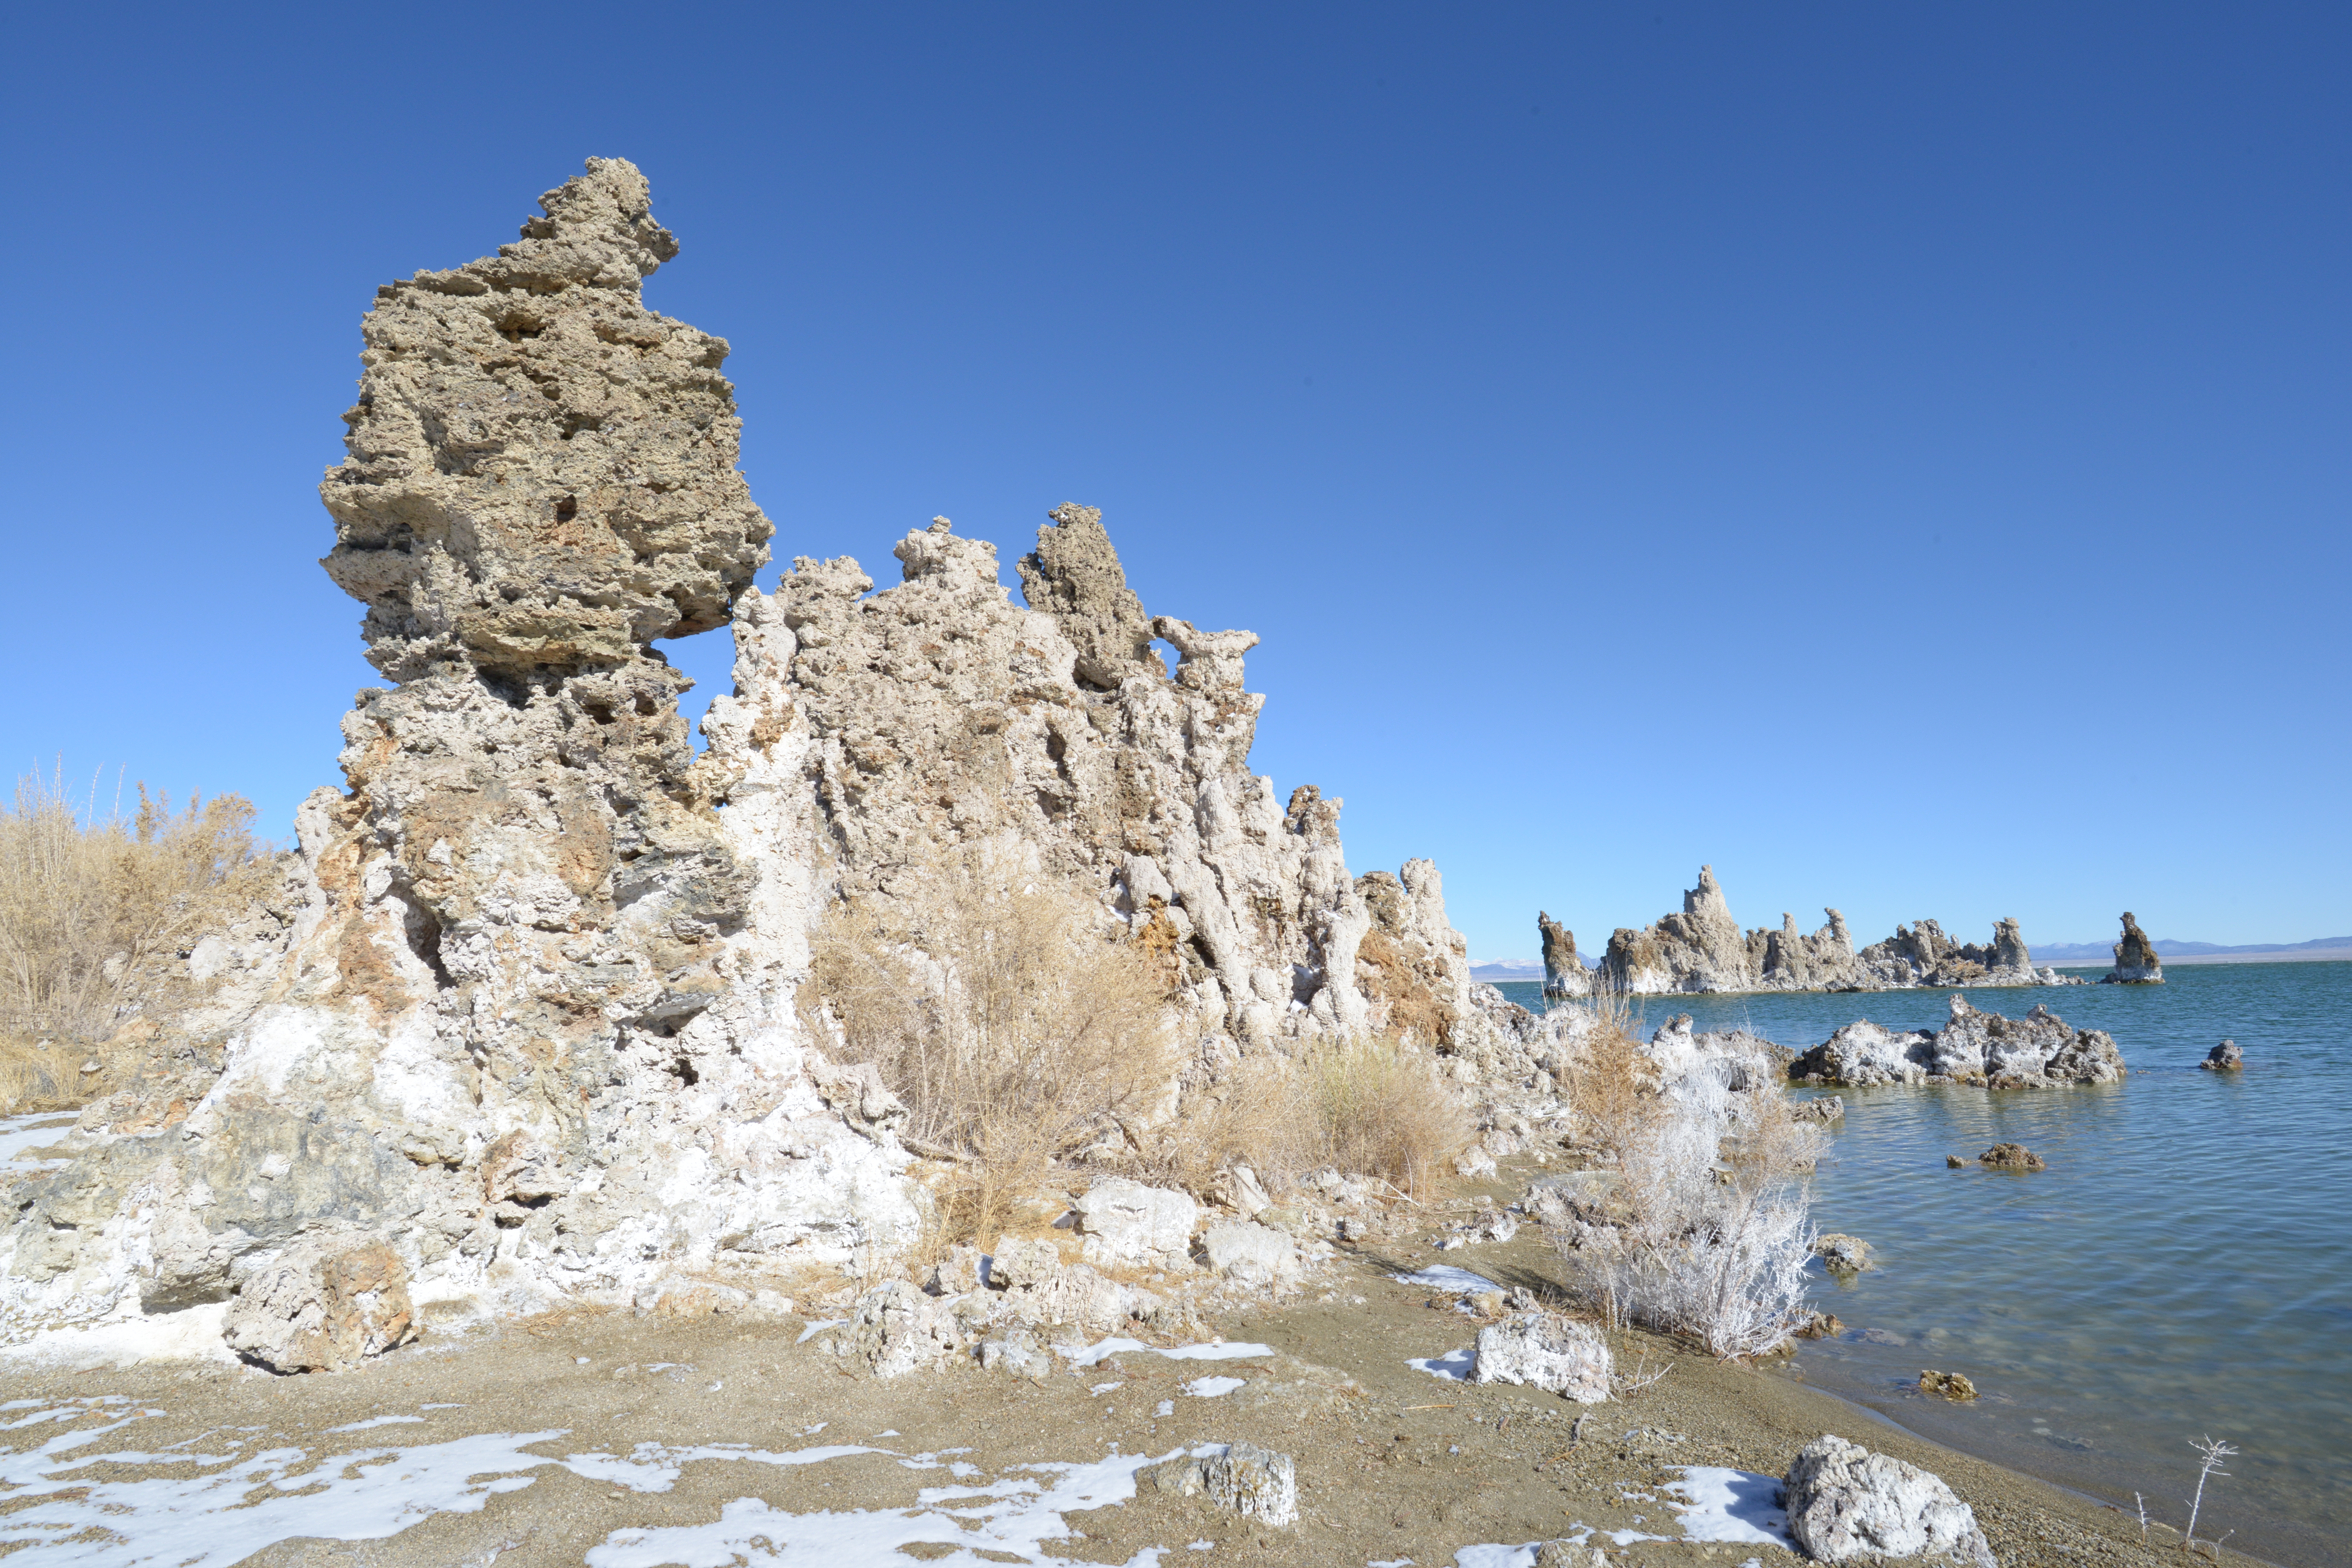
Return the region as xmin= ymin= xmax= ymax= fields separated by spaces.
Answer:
xmin=802 ymin=848 xmax=1179 ymax=1247
xmin=0 ymin=765 xmax=266 ymax=1058
xmin=1548 ymin=992 xmax=1822 ymax=1359
xmin=1135 ymin=1033 xmax=1470 ymax=1203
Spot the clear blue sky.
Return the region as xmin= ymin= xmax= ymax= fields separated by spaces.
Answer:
xmin=3 ymin=4 xmax=2344 ymax=958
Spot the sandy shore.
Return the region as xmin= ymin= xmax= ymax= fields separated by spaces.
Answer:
xmin=0 ymin=1174 xmax=2247 ymax=1568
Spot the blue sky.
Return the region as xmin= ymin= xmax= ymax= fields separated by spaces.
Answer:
xmin=2 ymin=4 xmax=2344 ymax=958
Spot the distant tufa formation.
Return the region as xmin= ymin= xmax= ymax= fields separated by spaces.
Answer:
xmin=0 ymin=160 xmax=1565 ymax=1356
xmin=1537 ymin=912 xmax=1589 ymax=999
xmin=2102 ymin=912 xmax=2165 ymax=984
xmin=1574 ymin=866 xmax=2076 ymax=996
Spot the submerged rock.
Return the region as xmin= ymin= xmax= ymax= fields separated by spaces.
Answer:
xmin=2200 ymin=1039 xmax=2243 ymax=1071
xmin=1812 ymin=1234 xmax=1874 ymax=1273
xmin=1919 ymin=1369 xmax=1978 ymax=1400
xmin=1598 ymin=867 xmax=2072 ymax=995
xmin=2102 ymin=912 xmax=2165 ymax=984
xmin=1782 ymin=1434 xmax=1996 ymax=1567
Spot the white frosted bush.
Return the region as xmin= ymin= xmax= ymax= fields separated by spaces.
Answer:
xmin=1553 ymin=1033 xmax=1820 ymax=1358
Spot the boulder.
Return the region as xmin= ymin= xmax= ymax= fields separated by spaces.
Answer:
xmin=1534 ymin=1544 xmax=1611 ymax=1568
xmin=1071 ymin=1177 xmax=1199 ymax=1268
xmin=221 ymin=1228 xmax=418 ymax=1373
xmin=844 ymin=1280 xmax=963 ymax=1378
xmin=1977 ymin=1143 xmax=2045 ymax=1170
xmin=2200 ymin=1039 xmax=2242 ymax=1072
xmin=1918 ymin=1369 xmax=1977 ymax=1400
xmin=1782 ymin=1434 xmax=1995 ymax=1567
xmin=1473 ymin=1311 xmax=1612 ymax=1402
xmin=1202 ymin=1220 xmax=1302 ymax=1288
xmin=1140 ymin=1440 xmax=1299 ymax=1527
xmin=2101 ymin=913 xmax=2165 ymax=984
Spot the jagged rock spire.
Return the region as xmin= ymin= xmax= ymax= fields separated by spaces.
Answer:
xmin=320 ymin=156 xmax=771 ymax=684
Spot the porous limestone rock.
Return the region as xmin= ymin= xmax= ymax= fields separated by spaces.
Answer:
xmin=845 ymin=1279 xmax=964 ymax=1376
xmin=1 ymin=159 xmax=1522 ymax=1355
xmin=1141 ymin=1440 xmax=1300 ymax=1527
xmin=2103 ymin=913 xmax=2165 ymax=983
xmin=1539 ymin=912 xmax=1591 ymax=999
xmin=1812 ymin=1234 xmax=1873 ymax=1272
xmin=1789 ymin=1021 xmax=1935 ymax=1087
xmin=221 ymin=1228 xmax=418 ymax=1373
xmin=1599 ymin=868 xmax=2072 ymax=996
xmin=1473 ymin=1311 xmax=1612 ymax=1401
xmin=1977 ymin=1142 xmax=2046 ymax=1170
xmin=1930 ymin=997 xmax=2123 ymax=1087
xmin=0 ymin=159 xmax=922 ymax=1350
xmin=1782 ymin=1434 xmax=1996 ymax=1568
xmin=2200 ymin=1039 xmax=2242 ymax=1071
xmin=1202 ymin=1220 xmax=1301 ymax=1288
xmin=1792 ymin=997 xmax=2122 ymax=1090
xmin=1918 ymin=1369 xmax=1977 ymax=1399
xmin=1071 ymin=1177 xmax=1199 ymax=1269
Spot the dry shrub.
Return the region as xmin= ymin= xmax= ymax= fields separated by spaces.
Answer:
xmin=1557 ymin=984 xmax=1659 ymax=1155
xmin=802 ymin=848 xmax=1178 ymax=1248
xmin=0 ymin=764 xmax=266 ymax=1053
xmin=1136 ymin=1034 xmax=1470 ymax=1202
xmin=1547 ymin=992 xmax=1820 ymax=1359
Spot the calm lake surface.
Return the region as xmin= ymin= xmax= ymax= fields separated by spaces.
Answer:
xmin=1497 ymin=964 xmax=2352 ymax=1568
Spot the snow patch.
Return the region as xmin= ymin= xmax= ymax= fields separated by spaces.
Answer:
xmin=584 ymin=1446 xmax=1185 ymax=1568
xmin=1663 ymin=1465 xmax=1795 ymax=1546
xmin=1394 ymin=1265 xmax=1503 ymax=1295
xmin=1060 ymin=1337 xmax=1272 ymax=1367
xmin=0 ymin=1303 xmax=235 ymax=1371
xmin=1407 ymin=1348 xmax=1476 ymax=1382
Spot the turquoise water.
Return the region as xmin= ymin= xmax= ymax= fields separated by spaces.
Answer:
xmin=1496 ymin=965 xmax=2352 ymax=1568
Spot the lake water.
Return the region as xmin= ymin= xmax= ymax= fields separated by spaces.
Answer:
xmin=1496 ymin=964 xmax=2352 ymax=1568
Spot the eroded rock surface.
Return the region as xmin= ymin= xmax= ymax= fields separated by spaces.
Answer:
xmin=1598 ymin=868 xmax=2073 ymax=996
xmin=1473 ymin=1311 xmax=1612 ymax=1402
xmin=1539 ymin=912 xmax=1591 ymax=999
xmin=1790 ymin=997 xmax=2123 ymax=1089
xmin=0 ymin=159 xmax=1539 ymax=1360
xmin=222 ymin=1228 xmax=418 ymax=1374
xmin=1783 ymin=1434 xmax=1997 ymax=1567
xmin=2103 ymin=912 xmax=2165 ymax=983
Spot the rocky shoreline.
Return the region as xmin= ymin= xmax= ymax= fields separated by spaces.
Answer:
xmin=0 ymin=1150 xmax=2207 ymax=1568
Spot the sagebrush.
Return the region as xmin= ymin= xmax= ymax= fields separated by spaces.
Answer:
xmin=0 ymin=765 xmax=265 ymax=1051
xmin=1550 ymin=996 xmax=1820 ymax=1358
xmin=802 ymin=850 xmax=1178 ymax=1246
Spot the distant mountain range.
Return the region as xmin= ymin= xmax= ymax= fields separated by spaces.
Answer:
xmin=2030 ymin=935 xmax=2352 ymax=963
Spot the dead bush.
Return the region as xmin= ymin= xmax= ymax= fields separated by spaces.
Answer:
xmin=1545 ymin=1003 xmax=1821 ymax=1358
xmin=1136 ymin=1033 xmax=1470 ymax=1202
xmin=0 ymin=764 xmax=266 ymax=1052
xmin=801 ymin=849 xmax=1178 ymax=1248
